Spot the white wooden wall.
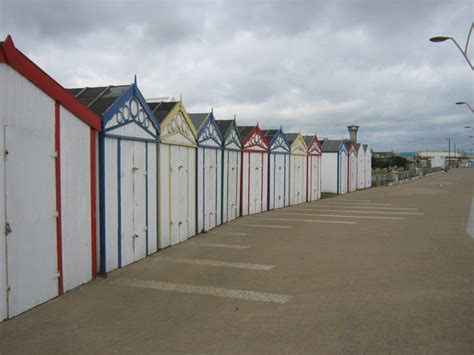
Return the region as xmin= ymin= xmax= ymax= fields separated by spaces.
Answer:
xmin=60 ymin=107 xmax=92 ymax=292
xmin=268 ymin=153 xmax=290 ymax=210
xmin=196 ymin=147 xmax=222 ymax=233
xmin=289 ymin=155 xmax=307 ymax=205
xmin=365 ymin=148 xmax=372 ymax=188
xmin=0 ymin=64 xmax=95 ymax=319
xmin=307 ymin=155 xmax=321 ymax=201
xmin=321 ymin=153 xmax=338 ymax=194
xmin=222 ymin=150 xmax=241 ymax=223
xmin=159 ymin=144 xmax=196 ymax=248
xmin=357 ymin=147 xmax=366 ymax=190
xmin=348 ymin=153 xmax=358 ymax=192
xmin=241 ymin=152 xmax=268 ymax=216
xmin=339 ymin=152 xmax=348 ymax=194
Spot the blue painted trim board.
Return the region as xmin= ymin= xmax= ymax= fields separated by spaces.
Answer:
xmin=117 ymin=139 xmax=122 ymax=268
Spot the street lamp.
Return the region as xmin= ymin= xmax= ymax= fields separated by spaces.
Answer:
xmin=456 ymin=101 xmax=474 ymax=112
xmin=430 ymin=23 xmax=474 ymax=70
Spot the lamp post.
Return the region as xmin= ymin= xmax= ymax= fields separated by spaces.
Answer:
xmin=456 ymin=101 xmax=474 ymax=112
xmin=446 ymin=137 xmax=451 ymax=169
xmin=430 ymin=23 xmax=474 ymax=70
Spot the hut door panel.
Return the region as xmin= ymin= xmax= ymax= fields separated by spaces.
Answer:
xmin=227 ymin=151 xmax=238 ymax=221
xmin=275 ymin=155 xmax=284 ymax=209
xmin=170 ymin=146 xmax=180 ymax=246
xmin=249 ymin=153 xmax=261 ymax=215
xmin=120 ymin=140 xmax=134 ymax=267
xmin=178 ymin=146 xmax=189 ymax=243
xmin=5 ymin=126 xmax=58 ymax=317
xmin=132 ymin=142 xmax=147 ymax=262
xmin=205 ymin=149 xmax=217 ymax=230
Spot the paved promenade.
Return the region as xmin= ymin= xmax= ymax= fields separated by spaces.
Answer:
xmin=1 ymin=169 xmax=473 ymax=354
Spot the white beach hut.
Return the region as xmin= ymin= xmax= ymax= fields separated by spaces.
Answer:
xmin=147 ymin=100 xmax=197 ymax=248
xmin=304 ymin=134 xmax=322 ymax=201
xmin=286 ymin=133 xmax=308 ymax=206
xmin=0 ymin=36 xmax=101 ymax=320
xmin=321 ymin=140 xmax=348 ymax=194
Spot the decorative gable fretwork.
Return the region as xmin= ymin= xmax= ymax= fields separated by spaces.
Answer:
xmin=161 ymin=111 xmax=196 ymax=146
xmin=270 ymin=133 xmax=290 ymax=152
xmin=199 ymin=119 xmax=222 ymax=147
xmin=244 ymin=131 xmax=268 ymax=151
xmin=291 ymin=135 xmax=308 ymax=155
xmin=225 ymin=127 xmax=241 ymax=149
xmin=105 ymin=96 xmax=156 ymax=138
xmin=308 ymin=138 xmax=322 ymax=155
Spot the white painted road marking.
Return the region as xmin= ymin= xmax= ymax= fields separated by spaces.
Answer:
xmin=273 ymin=212 xmax=404 ymax=220
xmin=323 ymin=201 xmax=393 ymax=206
xmin=311 ymin=205 xmax=418 ymax=211
xmin=114 ymin=278 xmax=293 ymax=304
xmin=215 ymin=232 xmax=249 ymax=236
xmin=233 ymin=223 xmax=292 ymax=229
xmin=158 ymin=257 xmax=274 ymax=270
xmin=291 ymin=208 xmax=424 ymax=216
xmin=190 ymin=242 xmax=251 ymax=249
xmin=258 ymin=217 xmax=356 ymax=225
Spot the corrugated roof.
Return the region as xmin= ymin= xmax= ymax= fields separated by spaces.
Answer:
xmin=262 ymin=129 xmax=279 ymax=143
xmin=67 ymin=85 xmax=130 ymax=116
xmin=238 ymin=126 xmax=255 ymax=140
xmin=322 ymin=140 xmax=344 ymax=152
xmin=303 ymin=135 xmax=314 ymax=146
xmin=216 ymin=120 xmax=233 ymax=135
xmin=147 ymin=101 xmax=178 ymax=124
xmin=285 ymin=133 xmax=299 ymax=144
xmin=189 ymin=113 xmax=210 ymax=131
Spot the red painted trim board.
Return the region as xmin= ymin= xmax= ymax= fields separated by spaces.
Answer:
xmin=90 ymin=129 xmax=97 ymax=278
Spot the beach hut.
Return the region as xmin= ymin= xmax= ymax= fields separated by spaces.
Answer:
xmin=346 ymin=141 xmax=358 ymax=192
xmin=321 ymin=140 xmax=348 ymax=194
xmin=263 ymin=128 xmax=290 ymax=210
xmin=356 ymin=143 xmax=366 ymax=190
xmin=0 ymin=36 xmax=101 ymax=320
xmin=190 ymin=111 xmax=223 ymax=233
xmin=364 ymin=144 xmax=372 ymax=188
xmin=147 ymin=100 xmax=197 ymax=248
xmin=238 ymin=125 xmax=270 ymax=216
xmin=304 ymin=134 xmax=322 ymax=201
xmin=68 ymin=82 xmax=159 ymax=274
xmin=286 ymin=133 xmax=308 ymax=206
xmin=217 ymin=119 xmax=242 ymax=223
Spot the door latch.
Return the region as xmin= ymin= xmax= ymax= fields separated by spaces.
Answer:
xmin=5 ymin=222 xmax=12 ymax=236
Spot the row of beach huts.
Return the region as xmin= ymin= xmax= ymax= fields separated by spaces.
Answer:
xmin=0 ymin=36 xmax=371 ymax=320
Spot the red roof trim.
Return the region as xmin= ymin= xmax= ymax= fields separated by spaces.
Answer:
xmin=0 ymin=35 xmax=101 ymax=131
xmin=242 ymin=126 xmax=270 ymax=152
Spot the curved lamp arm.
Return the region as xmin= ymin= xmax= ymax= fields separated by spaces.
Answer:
xmin=430 ymin=23 xmax=474 ymax=70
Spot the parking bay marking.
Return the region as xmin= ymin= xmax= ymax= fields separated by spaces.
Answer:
xmin=157 ymin=256 xmax=274 ymax=270
xmin=292 ymin=208 xmax=424 ymax=216
xmin=257 ymin=217 xmax=356 ymax=225
xmin=232 ymin=223 xmax=292 ymax=229
xmin=310 ymin=205 xmax=418 ymax=211
xmin=114 ymin=278 xmax=293 ymax=304
xmin=190 ymin=242 xmax=251 ymax=250
xmin=273 ymin=212 xmax=404 ymax=220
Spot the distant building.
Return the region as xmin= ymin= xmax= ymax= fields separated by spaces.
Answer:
xmin=373 ymin=151 xmax=397 ymax=159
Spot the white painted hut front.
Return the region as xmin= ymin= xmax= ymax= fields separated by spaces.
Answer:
xmin=286 ymin=133 xmax=308 ymax=206
xmin=346 ymin=141 xmax=358 ymax=193
xmin=364 ymin=145 xmax=372 ymax=188
xmin=190 ymin=112 xmax=223 ymax=233
xmin=356 ymin=143 xmax=366 ymax=190
xmin=69 ymin=83 xmax=159 ymax=274
xmin=0 ymin=36 xmax=101 ymax=320
xmin=304 ymin=135 xmax=322 ymax=201
xmin=238 ymin=125 xmax=270 ymax=216
xmin=217 ymin=119 xmax=242 ymax=223
xmin=263 ymin=129 xmax=290 ymax=210
xmin=148 ymin=101 xmax=197 ymax=248
xmin=321 ymin=140 xmax=348 ymax=194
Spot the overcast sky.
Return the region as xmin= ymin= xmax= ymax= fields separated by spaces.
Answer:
xmin=1 ymin=0 xmax=473 ymax=152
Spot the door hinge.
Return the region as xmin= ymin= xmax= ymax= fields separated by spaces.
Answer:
xmin=132 ymin=167 xmax=139 ymax=172
xmin=53 ymin=271 xmax=61 ymax=279
xmin=6 ymin=285 xmax=11 ymax=293
xmin=4 ymin=222 xmax=12 ymax=236
xmin=4 ymin=148 xmax=9 ymax=159
xmin=52 ymin=211 xmax=59 ymax=218
xmin=51 ymin=151 xmax=58 ymax=159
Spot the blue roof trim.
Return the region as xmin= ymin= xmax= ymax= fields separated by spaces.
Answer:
xmin=269 ymin=128 xmax=290 ymax=153
xmin=197 ymin=111 xmax=224 ymax=149
xmin=101 ymin=83 xmax=160 ymax=134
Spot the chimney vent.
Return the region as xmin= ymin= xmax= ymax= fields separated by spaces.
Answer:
xmin=347 ymin=125 xmax=359 ymax=144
